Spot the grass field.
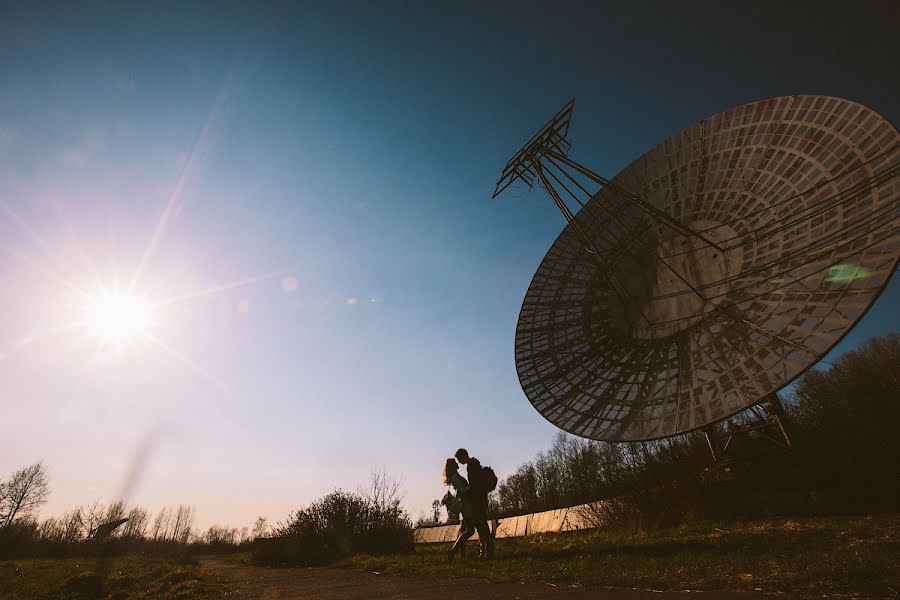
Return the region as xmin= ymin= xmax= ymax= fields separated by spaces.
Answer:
xmin=2 ymin=515 xmax=896 ymax=598
xmin=0 ymin=555 xmax=222 ymax=600
xmin=340 ymin=514 xmax=899 ymax=597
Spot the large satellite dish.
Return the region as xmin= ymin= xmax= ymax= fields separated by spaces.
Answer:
xmin=495 ymin=95 xmax=899 ymax=442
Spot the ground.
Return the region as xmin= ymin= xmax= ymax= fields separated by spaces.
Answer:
xmin=0 ymin=515 xmax=896 ymax=599
xmin=336 ymin=515 xmax=898 ymax=598
xmin=200 ymin=557 xmax=769 ymax=599
xmin=0 ymin=556 xmax=219 ymax=600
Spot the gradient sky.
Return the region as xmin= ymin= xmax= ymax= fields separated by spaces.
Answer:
xmin=1 ymin=2 xmax=897 ymax=529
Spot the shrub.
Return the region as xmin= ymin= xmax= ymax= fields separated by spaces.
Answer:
xmin=252 ymin=490 xmax=413 ymax=566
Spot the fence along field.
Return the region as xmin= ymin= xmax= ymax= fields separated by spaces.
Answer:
xmin=414 ymin=500 xmax=602 ymax=543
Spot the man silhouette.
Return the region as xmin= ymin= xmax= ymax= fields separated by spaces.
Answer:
xmin=454 ymin=448 xmax=494 ymax=559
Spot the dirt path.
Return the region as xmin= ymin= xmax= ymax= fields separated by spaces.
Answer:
xmin=200 ymin=558 xmax=779 ymax=599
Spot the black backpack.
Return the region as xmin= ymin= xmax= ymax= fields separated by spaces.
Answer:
xmin=481 ymin=466 xmax=498 ymax=493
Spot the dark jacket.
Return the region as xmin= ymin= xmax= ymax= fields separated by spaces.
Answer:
xmin=466 ymin=457 xmax=488 ymax=505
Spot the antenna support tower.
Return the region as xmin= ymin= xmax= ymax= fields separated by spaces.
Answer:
xmin=702 ymin=394 xmax=792 ymax=474
xmin=492 ymin=99 xmax=724 ymax=255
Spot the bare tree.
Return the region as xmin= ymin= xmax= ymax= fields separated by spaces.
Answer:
xmin=0 ymin=461 xmax=50 ymax=527
xmin=100 ymin=500 xmax=127 ymax=538
xmin=61 ymin=507 xmax=85 ymax=542
xmin=81 ymin=500 xmax=106 ymax=538
xmin=38 ymin=516 xmax=64 ymax=542
xmin=122 ymin=506 xmax=149 ymax=539
xmin=202 ymin=525 xmax=229 ymax=544
xmin=431 ymin=499 xmax=440 ymax=524
xmin=251 ymin=516 xmax=268 ymax=540
xmin=171 ymin=505 xmax=195 ymax=543
xmin=360 ymin=468 xmax=405 ymax=511
xmin=151 ymin=506 xmax=171 ymax=540
xmin=104 ymin=500 xmax=126 ymax=522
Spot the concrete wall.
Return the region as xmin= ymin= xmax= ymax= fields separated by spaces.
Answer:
xmin=413 ymin=501 xmax=604 ymax=544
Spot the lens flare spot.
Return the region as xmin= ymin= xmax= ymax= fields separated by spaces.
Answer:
xmin=827 ymin=264 xmax=871 ymax=283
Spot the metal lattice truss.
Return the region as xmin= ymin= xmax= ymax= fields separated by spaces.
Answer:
xmin=500 ymin=95 xmax=900 ymax=441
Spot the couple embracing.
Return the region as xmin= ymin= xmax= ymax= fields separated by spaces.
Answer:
xmin=443 ymin=448 xmax=495 ymax=561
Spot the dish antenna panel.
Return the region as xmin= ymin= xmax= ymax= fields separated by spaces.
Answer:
xmin=495 ymin=95 xmax=899 ymax=442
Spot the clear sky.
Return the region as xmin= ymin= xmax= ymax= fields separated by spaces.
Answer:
xmin=1 ymin=2 xmax=897 ymax=529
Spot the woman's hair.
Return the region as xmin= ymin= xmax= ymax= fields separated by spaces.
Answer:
xmin=443 ymin=458 xmax=458 ymax=486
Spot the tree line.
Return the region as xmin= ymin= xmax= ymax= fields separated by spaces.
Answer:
xmin=0 ymin=461 xmax=270 ymax=558
xmin=0 ymin=463 xmax=409 ymax=562
xmin=487 ymin=333 xmax=900 ymax=527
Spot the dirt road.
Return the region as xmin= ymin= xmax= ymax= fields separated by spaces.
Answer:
xmin=200 ymin=558 xmax=778 ymax=599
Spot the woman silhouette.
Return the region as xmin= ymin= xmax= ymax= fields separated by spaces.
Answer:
xmin=443 ymin=457 xmax=475 ymax=562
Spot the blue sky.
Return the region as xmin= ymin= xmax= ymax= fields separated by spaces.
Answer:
xmin=1 ymin=2 xmax=897 ymax=528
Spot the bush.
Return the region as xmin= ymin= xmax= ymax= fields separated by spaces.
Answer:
xmin=0 ymin=519 xmax=40 ymax=559
xmin=252 ymin=490 xmax=413 ymax=566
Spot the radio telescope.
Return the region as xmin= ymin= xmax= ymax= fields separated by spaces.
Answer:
xmin=495 ymin=96 xmax=899 ymax=442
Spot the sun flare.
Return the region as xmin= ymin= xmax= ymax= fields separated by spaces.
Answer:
xmin=82 ymin=288 xmax=154 ymax=344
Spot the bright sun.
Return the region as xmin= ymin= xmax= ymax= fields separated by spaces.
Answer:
xmin=82 ymin=288 xmax=154 ymax=344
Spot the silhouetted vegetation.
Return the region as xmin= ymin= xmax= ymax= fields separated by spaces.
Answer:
xmin=253 ymin=475 xmax=414 ymax=566
xmin=491 ymin=334 xmax=900 ymax=529
xmin=0 ymin=465 xmax=268 ymax=560
xmin=0 ymin=464 xmax=412 ymax=569
xmin=493 ymin=430 xmax=710 ymax=529
xmin=0 ymin=499 xmax=205 ymax=560
xmin=0 ymin=462 xmax=49 ymax=528
xmin=789 ymin=333 xmax=900 ymax=512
